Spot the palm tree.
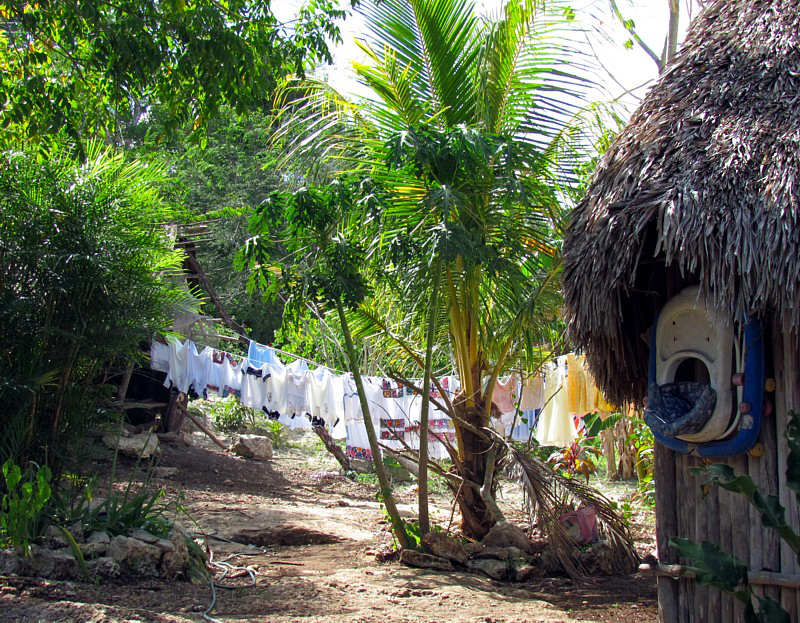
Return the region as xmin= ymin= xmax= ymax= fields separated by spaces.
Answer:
xmin=273 ymin=0 xmax=620 ymax=543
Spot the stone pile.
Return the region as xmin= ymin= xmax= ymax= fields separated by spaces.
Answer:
xmin=0 ymin=523 xmax=192 ymax=582
xmin=400 ymin=521 xmax=543 ymax=582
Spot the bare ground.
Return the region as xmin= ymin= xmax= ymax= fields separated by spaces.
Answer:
xmin=0 ymin=432 xmax=658 ymax=623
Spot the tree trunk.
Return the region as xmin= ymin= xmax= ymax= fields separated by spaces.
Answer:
xmin=336 ymin=299 xmax=410 ymax=550
xmin=312 ymin=424 xmax=352 ymax=472
xmin=451 ymin=395 xmax=498 ymax=539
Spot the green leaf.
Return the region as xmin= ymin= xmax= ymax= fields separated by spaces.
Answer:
xmin=624 ymin=38 xmax=634 ymax=49
xmin=669 ymin=538 xmax=749 ymax=595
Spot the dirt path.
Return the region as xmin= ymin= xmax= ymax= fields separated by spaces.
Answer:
xmin=0 ymin=434 xmax=657 ymax=623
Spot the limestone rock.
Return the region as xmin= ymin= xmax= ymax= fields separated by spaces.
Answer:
xmin=108 ymin=535 xmax=162 ymax=576
xmin=161 ymin=523 xmax=190 ymax=579
xmin=87 ymin=531 xmax=110 ymax=546
xmin=463 ymin=542 xmax=485 ymax=557
xmin=349 ymin=458 xmax=373 ymax=474
xmin=512 ymin=562 xmax=543 ymax=582
xmin=102 ymin=432 xmax=160 ymax=459
xmin=422 ymin=532 xmax=469 ymax=564
xmin=466 ymin=557 xmax=508 ymax=580
xmin=154 ymin=466 xmax=179 ymax=479
xmin=400 ymin=549 xmax=453 ymax=571
xmin=0 ymin=548 xmax=19 ymax=574
xmin=25 ymin=547 xmax=80 ymax=580
xmin=473 ymin=546 xmax=510 ymax=560
xmin=481 ymin=521 xmax=531 ymax=554
xmin=87 ymin=556 xmax=120 ymax=579
xmin=130 ymin=529 xmax=159 ymax=544
xmin=505 ymin=546 xmax=534 ymax=563
xmin=79 ymin=541 xmax=107 ymax=558
xmin=44 ymin=525 xmax=69 ymax=548
xmin=231 ymin=434 xmax=273 ymax=461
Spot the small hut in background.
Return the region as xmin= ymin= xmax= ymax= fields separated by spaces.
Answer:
xmin=562 ymin=0 xmax=800 ymax=620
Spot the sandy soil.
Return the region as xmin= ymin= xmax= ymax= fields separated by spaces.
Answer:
xmin=0 ymin=432 xmax=658 ymax=623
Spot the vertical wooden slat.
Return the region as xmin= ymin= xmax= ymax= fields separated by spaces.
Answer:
xmin=656 ymin=442 xmax=680 ymax=622
xmin=731 ymin=453 xmax=750 ymax=621
xmin=691 ymin=453 xmax=709 ymax=623
xmin=675 ymin=453 xmax=688 ymax=621
xmin=761 ymin=319 xmax=781 ymax=606
xmin=778 ymin=329 xmax=800 ymax=618
xmin=718 ymin=474 xmax=734 ymax=623
xmin=706 ymin=484 xmax=722 ymax=623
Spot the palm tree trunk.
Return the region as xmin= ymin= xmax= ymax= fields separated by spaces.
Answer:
xmin=417 ymin=255 xmax=442 ymax=535
xmin=336 ymin=299 xmax=411 ymax=550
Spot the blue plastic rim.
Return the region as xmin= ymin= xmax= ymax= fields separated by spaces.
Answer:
xmin=646 ymin=312 xmax=765 ymax=458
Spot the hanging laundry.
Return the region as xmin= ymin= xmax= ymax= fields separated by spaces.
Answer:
xmin=519 ymin=375 xmax=545 ymax=411
xmin=567 ymin=353 xmax=595 ymax=415
xmin=163 ymin=338 xmax=193 ymax=393
xmin=284 ymin=359 xmax=310 ymax=426
xmin=535 ymin=358 xmax=577 ymax=446
xmin=188 ymin=345 xmax=214 ymax=396
xmin=240 ymin=363 xmax=270 ymax=410
xmin=263 ymin=363 xmax=288 ymax=415
xmin=247 ymin=341 xmax=283 ymax=367
xmin=492 ymin=374 xmax=518 ymax=414
xmin=150 ymin=340 xmax=170 ymax=373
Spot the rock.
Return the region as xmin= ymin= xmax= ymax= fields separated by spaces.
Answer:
xmin=0 ymin=548 xmax=19 ymax=574
xmin=349 ymin=458 xmax=373 ymax=474
xmin=512 ymin=563 xmax=543 ymax=582
xmin=102 ymin=432 xmax=160 ymax=459
xmin=463 ymin=542 xmax=485 ymax=556
xmin=161 ymin=523 xmax=190 ymax=580
xmin=25 ymin=547 xmax=81 ymax=580
xmin=400 ymin=549 xmax=454 ymax=571
xmin=482 ymin=521 xmax=531 ymax=554
xmin=247 ymin=426 xmax=275 ymax=440
xmin=384 ymin=464 xmax=414 ymax=483
xmin=537 ymin=547 xmax=563 ymax=574
xmin=108 ymin=535 xmax=162 ymax=576
xmin=88 ymin=531 xmax=110 ymax=545
xmin=473 ymin=546 xmax=511 ymax=561
xmin=422 ymin=532 xmax=469 ymax=564
xmin=154 ymin=466 xmax=179 ymax=479
xmin=79 ymin=541 xmax=107 ymax=558
xmin=87 ymin=556 xmax=120 ymax=579
xmin=130 ymin=529 xmax=160 ymax=544
xmin=44 ymin=525 xmax=69 ymax=548
xmin=580 ymin=541 xmax=629 ymax=575
xmin=231 ymin=434 xmax=273 ymax=461
xmin=466 ymin=557 xmax=509 ymax=580
xmin=505 ymin=546 xmax=534 ymax=563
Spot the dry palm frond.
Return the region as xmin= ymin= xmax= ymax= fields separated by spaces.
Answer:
xmin=506 ymin=446 xmax=639 ymax=580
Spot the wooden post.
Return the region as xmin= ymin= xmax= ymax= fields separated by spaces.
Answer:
xmin=655 ymin=441 xmax=680 ymax=622
xmin=177 ymin=402 xmax=228 ymax=451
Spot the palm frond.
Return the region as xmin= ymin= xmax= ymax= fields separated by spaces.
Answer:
xmin=507 ymin=446 xmax=639 ymax=579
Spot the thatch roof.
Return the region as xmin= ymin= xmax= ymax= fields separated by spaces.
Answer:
xmin=562 ymin=0 xmax=800 ymax=407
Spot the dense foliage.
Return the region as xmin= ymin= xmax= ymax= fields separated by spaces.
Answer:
xmin=0 ymin=0 xmax=353 ymax=155
xmin=0 ymin=142 xmax=189 ymax=470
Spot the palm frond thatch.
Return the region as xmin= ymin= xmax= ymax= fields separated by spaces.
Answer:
xmin=507 ymin=446 xmax=639 ymax=578
xmin=562 ymin=0 xmax=800 ymax=406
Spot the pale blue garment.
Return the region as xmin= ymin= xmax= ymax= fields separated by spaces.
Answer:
xmin=247 ymin=341 xmax=283 ymax=367
xmin=512 ymin=409 xmax=540 ymax=441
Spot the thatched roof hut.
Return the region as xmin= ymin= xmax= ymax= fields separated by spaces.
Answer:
xmin=563 ymin=0 xmax=800 ymax=409
xmin=563 ymin=0 xmax=800 ymax=620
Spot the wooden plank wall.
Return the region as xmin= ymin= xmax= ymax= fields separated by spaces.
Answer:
xmin=655 ymin=320 xmax=799 ymax=621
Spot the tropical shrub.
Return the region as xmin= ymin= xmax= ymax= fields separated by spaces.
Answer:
xmin=0 ymin=141 xmax=190 ymax=475
xmin=0 ymin=460 xmax=53 ymax=557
